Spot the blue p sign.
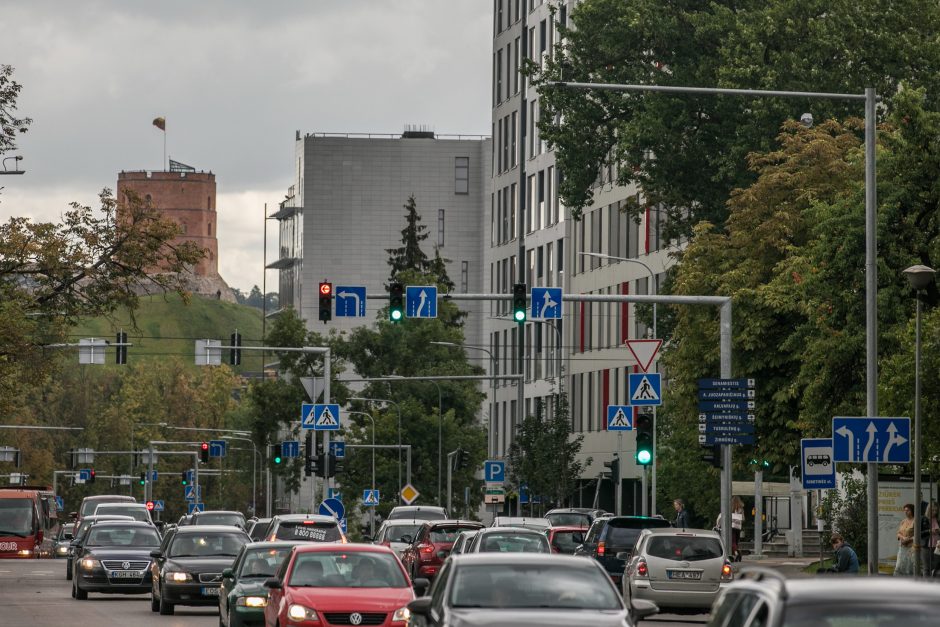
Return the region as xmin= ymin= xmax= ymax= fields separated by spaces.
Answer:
xmin=484 ymin=460 xmax=505 ymax=483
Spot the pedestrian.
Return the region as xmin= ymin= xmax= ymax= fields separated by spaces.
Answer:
xmin=824 ymin=533 xmax=859 ymax=574
xmin=923 ymin=502 xmax=939 ymax=577
xmin=673 ymin=499 xmax=690 ymax=529
xmin=731 ymin=496 xmax=745 ymax=562
xmin=894 ymin=503 xmax=916 ymax=576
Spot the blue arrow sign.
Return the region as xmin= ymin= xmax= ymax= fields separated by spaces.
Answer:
xmin=152 ymin=500 xmax=165 ymax=512
xmin=832 ymin=417 xmax=910 ymax=463
xmin=79 ymin=469 xmax=90 ymax=481
xmin=801 ymin=438 xmax=836 ymax=489
xmin=340 ymin=518 xmax=347 ymax=534
xmin=698 ymin=413 xmax=755 ymax=423
xmin=628 ymin=373 xmax=662 ymax=406
xmin=188 ymin=502 xmax=205 ymax=514
xmin=484 ymin=460 xmax=505 ymax=483
xmin=699 ymin=434 xmax=755 ymax=446
xmin=405 ymin=285 xmax=437 ymax=318
xmin=530 ymin=287 xmax=562 ymax=320
xmin=329 ymin=441 xmax=346 ymax=459
xmin=185 ymin=469 xmax=194 ymax=484
xmin=335 ymin=286 xmax=367 ymax=317
xmin=150 ymin=470 xmax=158 ymax=482
xmin=209 ymin=440 xmax=226 ymax=458
xmin=362 ymin=489 xmax=380 ymax=506
xmin=699 ymin=400 xmax=756 ymax=412
xmin=698 ymin=378 xmax=756 ymax=389
xmin=281 ymin=441 xmax=300 ymax=458
xmin=313 ymin=404 xmax=341 ymax=431
xmin=607 ymin=405 xmax=633 ymax=431
xmin=698 ymin=389 xmax=756 ymax=401
xmin=699 ymin=422 xmax=756 ymax=434
xmin=319 ymin=498 xmax=345 ymax=520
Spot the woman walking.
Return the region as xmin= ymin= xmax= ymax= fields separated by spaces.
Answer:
xmin=894 ymin=503 xmax=916 ymax=576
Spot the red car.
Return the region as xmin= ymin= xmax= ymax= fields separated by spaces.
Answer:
xmin=399 ymin=520 xmax=483 ymax=581
xmin=263 ymin=543 xmax=427 ymax=627
xmin=547 ymin=525 xmax=589 ymax=554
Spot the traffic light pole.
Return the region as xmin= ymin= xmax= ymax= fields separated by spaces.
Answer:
xmin=446 ymin=450 xmax=459 ymax=517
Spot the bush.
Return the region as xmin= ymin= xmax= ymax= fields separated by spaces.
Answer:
xmin=822 ymin=473 xmax=868 ymax=560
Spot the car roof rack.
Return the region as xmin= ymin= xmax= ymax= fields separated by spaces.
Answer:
xmin=735 ymin=566 xmax=789 ymax=600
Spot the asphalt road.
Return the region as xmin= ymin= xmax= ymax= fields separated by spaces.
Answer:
xmin=0 ymin=559 xmax=217 ymax=627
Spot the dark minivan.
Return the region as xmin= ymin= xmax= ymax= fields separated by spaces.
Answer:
xmin=575 ymin=515 xmax=671 ymax=587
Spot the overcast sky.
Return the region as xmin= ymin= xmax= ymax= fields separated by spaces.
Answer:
xmin=1 ymin=0 xmax=492 ymax=294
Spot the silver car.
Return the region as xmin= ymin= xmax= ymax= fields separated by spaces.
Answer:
xmin=467 ymin=527 xmax=552 ymax=554
xmin=449 ymin=529 xmax=479 ymax=556
xmin=372 ymin=519 xmax=423 ymax=557
xmin=622 ymin=528 xmax=732 ymax=612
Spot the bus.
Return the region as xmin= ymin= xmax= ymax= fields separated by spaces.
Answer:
xmin=0 ymin=486 xmax=60 ymax=558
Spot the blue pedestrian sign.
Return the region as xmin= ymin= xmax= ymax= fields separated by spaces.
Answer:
xmin=483 ymin=460 xmax=505 ymax=483
xmin=301 ymin=403 xmax=315 ymax=428
xmin=530 ymin=287 xmax=562 ymax=320
xmin=832 ymin=417 xmax=910 ymax=463
xmin=152 ymin=500 xmax=165 ymax=512
xmin=607 ymin=405 xmax=633 ymax=431
xmin=335 ymin=286 xmax=367 ymax=317
xmin=282 ymin=441 xmax=300 ymax=458
xmin=363 ymin=489 xmax=380 ymax=506
xmin=628 ymin=373 xmax=662 ymax=406
xmin=188 ymin=502 xmax=205 ymax=514
xmin=319 ymin=498 xmax=345 ymax=520
xmin=55 ymin=496 xmax=65 ymax=511
xmin=312 ymin=404 xmax=341 ymax=431
xmin=184 ymin=485 xmax=202 ymax=501
xmin=329 ymin=441 xmax=346 ymax=459
xmin=405 ymin=285 xmax=437 ymax=318
xmin=801 ymin=438 xmax=836 ymax=489
xmin=209 ymin=440 xmax=227 ymax=458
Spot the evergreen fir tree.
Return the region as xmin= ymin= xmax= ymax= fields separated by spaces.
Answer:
xmin=386 ymin=195 xmax=430 ymax=282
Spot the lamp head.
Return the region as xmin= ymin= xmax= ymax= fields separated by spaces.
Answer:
xmin=903 ymin=265 xmax=936 ymax=291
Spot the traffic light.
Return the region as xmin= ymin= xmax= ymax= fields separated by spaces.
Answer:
xmin=229 ymin=331 xmax=242 ymax=366
xmin=138 ymin=472 xmax=146 ymax=486
xmin=318 ymin=282 xmax=333 ymax=322
xmin=603 ymin=455 xmax=621 ymax=483
xmin=389 ymin=282 xmax=404 ymax=322
xmin=512 ymin=283 xmax=527 ymax=323
xmin=88 ymin=469 xmax=96 ymax=484
xmin=200 ymin=442 xmax=210 ymax=464
xmin=271 ymin=443 xmax=283 ymax=465
xmin=115 ymin=331 xmax=128 ymax=364
xmin=459 ymin=449 xmax=471 ymax=470
xmin=635 ymin=412 xmax=653 ymax=466
xmin=181 ymin=471 xmax=189 ymax=486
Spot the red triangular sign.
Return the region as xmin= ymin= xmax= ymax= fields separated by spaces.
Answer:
xmin=625 ymin=339 xmax=662 ymax=372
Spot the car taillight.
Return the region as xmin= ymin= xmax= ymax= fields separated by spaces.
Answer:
xmin=636 ymin=559 xmax=648 ymax=578
xmin=721 ymin=561 xmax=733 ymax=582
xmin=419 ymin=543 xmax=434 ymax=554
xmin=597 ymin=541 xmax=605 ymax=557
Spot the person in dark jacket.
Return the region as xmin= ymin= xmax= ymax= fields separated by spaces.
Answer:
xmin=825 ymin=533 xmax=859 ymax=574
xmin=673 ymin=499 xmax=690 ymax=529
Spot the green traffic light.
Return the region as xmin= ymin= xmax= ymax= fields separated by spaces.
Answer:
xmin=636 ymin=449 xmax=652 ymax=465
xmin=274 ymin=456 xmax=282 ymax=464
xmin=390 ymin=309 xmax=403 ymax=321
xmin=182 ymin=480 xmax=188 ymax=486
xmin=513 ymin=309 xmax=526 ymax=322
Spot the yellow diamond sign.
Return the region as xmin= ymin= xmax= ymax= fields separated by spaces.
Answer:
xmin=400 ymin=483 xmax=420 ymax=505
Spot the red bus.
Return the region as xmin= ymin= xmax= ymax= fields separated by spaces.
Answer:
xmin=0 ymin=486 xmax=60 ymax=558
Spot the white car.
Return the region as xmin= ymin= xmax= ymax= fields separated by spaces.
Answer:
xmin=372 ymin=519 xmax=423 ymax=557
xmin=466 ymin=527 xmax=552 ymax=553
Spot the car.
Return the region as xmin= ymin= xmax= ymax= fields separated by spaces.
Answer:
xmin=263 ymin=514 xmax=345 ymax=543
xmin=710 ymin=567 xmax=940 ymax=627
xmin=466 ymin=527 xmax=552 ymax=553
xmin=545 ymin=507 xmax=608 ymax=528
xmin=407 ymin=553 xmax=658 ymax=627
xmin=219 ymin=541 xmax=300 ymax=627
xmin=547 ymin=525 xmax=588 ymax=554
xmin=177 ymin=514 xmax=193 ymax=526
xmin=574 ymin=515 xmax=673 ymax=587
xmin=190 ymin=510 xmax=247 ymax=530
xmin=262 ymin=543 xmax=427 ymax=627
xmin=372 ymin=519 xmax=423 ymax=557
xmin=399 ymin=520 xmax=483 ymax=581
xmin=387 ymin=505 xmax=448 ymax=521
xmin=449 ymin=530 xmax=479 ymax=556
xmin=93 ymin=502 xmax=155 ymax=525
xmin=149 ymin=524 xmax=250 ymax=615
xmin=70 ymin=521 xmax=162 ymax=600
xmin=491 ymin=516 xmax=551 ymax=531
xmin=66 ymin=515 xmax=135 ymax=580
xmin=73 ymin=494 xmax=135 ymax=529
xmin=53 ymin=523 xmax=76 ymax=558
xmin=246 ymin=518 xmax=272 ymax=542
xmin=622 ymin=528 xmax=733 ymax=612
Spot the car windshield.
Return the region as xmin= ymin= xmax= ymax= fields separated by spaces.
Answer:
xmin=0 ymin=499 xmax=34 ymax=536
xmin=647 ymin=536 xmax=723 ymax=562
xmin=274 ymin=521 xmax=342 ymax=542
xmin=169 ymin=532 xmax=247 ymax=557
xmin=288 ymin=552 xmax=407 ymax=588
xmin=86 ymin=526 xmax=160 ymax=547
xmin=451 ymin=563 xmax=622 ymax=610
xmin=550 ymin=530 xmax=585 ymax=554
xmin=195 ymin=513 xmax=245 ymax=528
xmin=478 ymin=533 xmax=551 ymax=553
xmin=783 ymin=603 xmax=940 ymax=626
xmin=249 ymin=521 xmax=271 ymax=542
xmin=430 ymin=526 xmax=475 ymax=543
xmin=385 ymin=524 xmax=420 ymax=543
xmin=238 ymin=547 xmax=293 ymax=578
xmin=546 ymin=513 xmax=591 ymax=527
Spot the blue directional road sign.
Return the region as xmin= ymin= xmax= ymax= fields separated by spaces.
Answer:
xmin=530 ymin=287 xmax=562 ymax=320
xmin=319 ymin=497 xmax=345 ymax=520
xmin=628 ymin=373 xmax=662 ymax=406
xmin=405 ymin=285 xmax=438 ymax=318
xmin=801 ymin=438 xmax=836 ymax=489
xmin=699 ymin=421 xmax=755 ymax=435
xmin=484 ymin=460 xmax=505 ymax=483
xmin=188 ymin=502 xmax=205 ymax=514
xmin=699 ymin=400 xmax=755 ymax=412
xmin=312 ymin=404 xmax=341 ymax=431
xmin=150 ymin=470 xmax=158 ymax=482
xmin=79 ymin=469 xmax=91 ymax=481
xmin=335 ymin=286 xmax=367 ymax=317
xmin=209 ymin=440 xmax=227 ymax=458
xmin=340 ymin=518 xmax=348 ymax=534
xmin=698 ymin=389 xmax=755 ymax=401
xmin=363 ymin=489 xmax=380 ymax=506
xmin=832 ymin=417 xmax=910 ymax=463
xmin=607 ymin=405 xmax=633 ymax=431
xmin=698 ymin=412 xmax=755 ymax=423
xmin=184 ymin=469 xmax=194 ymax=484
xmin=698 ymin=378 xmax=756 ymax=389
xmin=329 ymin=441 xmax=346 ymax=459
xmin=699 ymin=434 xmax=755 ymax=446
xmin=184 ymin=485 xmax=202 ymax=501
xmin=152 ymin=500 xmax=165 ymax=512
xmin=281 ymin=440 xmax=300 ymax=458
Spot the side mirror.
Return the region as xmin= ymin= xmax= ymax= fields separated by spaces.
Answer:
xmin=408 ymin=597 xmax=432 ymax=616
xmin=149 ymin=550 xmax=162 ymax=559
xmin=616 ymin=551 xmax=631 ymax=560
xmin=263 ymin=578 xmax=282 ymax=589
xmin=222 ymin=568 xmax=234 ymax=579
xmin=412 ymin=577 xmax=431 ymax=597
xmin=630 ymin=599 xmax=659 ymax=622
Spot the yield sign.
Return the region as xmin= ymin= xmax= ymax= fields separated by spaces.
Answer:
xmin=625 ymin=339 xmax=662 ymax=372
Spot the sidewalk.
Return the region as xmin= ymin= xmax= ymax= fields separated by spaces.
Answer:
xmin=735 ymin=554 xmax=820 ymax=578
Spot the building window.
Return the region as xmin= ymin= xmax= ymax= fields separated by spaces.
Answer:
xmin=461 ymin=261 xmax=469 ymax=293
xmin=496 ymin=49 xmax=503 ymax=104
xmin=514 ymin=36 xmax=521 ymax=94
xmin=438 ymin=209 xmax=445 ymax=246
xmin=455 ymin=157 xmax=469 ymax=194
xmin=208 ymin=221 xmax=212 ymax=236
xmin=207 ymin=195 xmax=212 ymax=210
xmin=510 ymin=111 xmax=517 ymax=168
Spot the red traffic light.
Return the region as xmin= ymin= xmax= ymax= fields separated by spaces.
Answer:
xmin=319 ymin=282 xmax=332 ymax=296
xmin=201 ymin=442 xmax=209 ymax=451
xmin=146 ymin=501 xmax=155 ymax=511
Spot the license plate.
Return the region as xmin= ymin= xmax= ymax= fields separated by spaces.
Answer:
xmin=110 ymin=570 xmax=144 ymax=579
xmin=667 ymin=570 xmax=702 ymax=580
xmin=201 ymin=586 xmax=221 ymax=596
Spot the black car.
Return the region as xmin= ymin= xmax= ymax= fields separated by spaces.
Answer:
xmin=149 ymin=524 xmax=250 ymax=615
xmin=66 ymin=514 xmax=134 ymax=580
xmin=574 ymin=515 xmax=672 ymax=587
xmin=71 ymin=521 xmax=162 ymax=600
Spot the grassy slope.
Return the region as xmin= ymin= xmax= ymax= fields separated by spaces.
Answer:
xmin=71 ymin=292 xmax=266 ymax=372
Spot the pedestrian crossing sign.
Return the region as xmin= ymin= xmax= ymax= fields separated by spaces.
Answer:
xmin=628 ymin=373 xmax=662 ymax=406
xmin=607 ymin=405 xmax=633 ymax=431
xmin=362 ymin=489 xmax=380 ymax=506
xmin=313 ymin=404 xmax=341 ymax=431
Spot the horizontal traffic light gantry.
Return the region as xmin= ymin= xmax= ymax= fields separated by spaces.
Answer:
xmin=389 ymin=282 xmax=404 ymax=322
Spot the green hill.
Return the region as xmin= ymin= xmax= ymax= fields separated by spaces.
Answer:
xmin=71 ymin=292 xmax=267 ymax=372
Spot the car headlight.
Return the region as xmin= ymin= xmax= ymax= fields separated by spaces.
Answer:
xmin=236 ymin=595 xmax=267 ymax=608
xmin=56 ymin=545 xmax=69 ymax=555
xmin=166 ymin=571 xmax=192 ymax=583
xmin=287 ymin=603 xmax=318 ymax=622
xmin=392 ymin=606 xmax=411 ymax=622
xmin=80 ymin=558 xmax=100 ymax=570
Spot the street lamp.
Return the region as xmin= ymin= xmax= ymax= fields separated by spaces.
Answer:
xmin=903 ymin=263 xmax=935 ymax=577
xmin=349 ymin=397 xmax=402 ymax=499
xmin=348 ymin=411 xmax=376 ymax=536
